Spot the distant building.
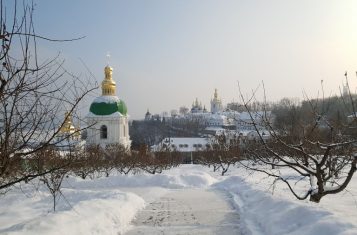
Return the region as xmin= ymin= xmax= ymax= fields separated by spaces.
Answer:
xmin=152 ymin=137 xmax=210 ymax=152
xmin=237 ymin=129 xmax=270 ymax=146
xmin=151 ymin=137 xmax=210 ymax=164
xmin=236 ymin=111 xmax=272 ymax=131
xmin=191 ymin=98 xmax=204 ymax=113
xmin=211 ymin=89 xmax=223 ymax=113
xmin=145 ymin=109 xmax=152 ymax=121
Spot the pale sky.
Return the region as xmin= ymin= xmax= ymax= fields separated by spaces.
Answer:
xmin=32 ymin=0 xmax=357 ymax=119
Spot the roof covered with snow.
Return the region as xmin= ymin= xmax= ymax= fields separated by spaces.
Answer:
xmin=89 ymin=95 xmax=127 ymax=116
xmin=91 ymin=96 xmax=120 ymax=104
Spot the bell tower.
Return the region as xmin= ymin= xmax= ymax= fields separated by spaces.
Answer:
xmin=210 ymin=88 xmax=223 ymax=113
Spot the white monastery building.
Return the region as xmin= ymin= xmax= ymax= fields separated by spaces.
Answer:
xmin=86 ymin=65 xmax=131 ymax=148
xmin=147 ymin=88 xmax=272 ymax=143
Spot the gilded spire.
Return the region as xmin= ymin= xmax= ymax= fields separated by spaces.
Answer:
xmin=101 ymin=65 xmax=116 ymax=96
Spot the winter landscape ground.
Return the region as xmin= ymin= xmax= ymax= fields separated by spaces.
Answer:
xmin=0 ymin=164 xmax=357 ymax=235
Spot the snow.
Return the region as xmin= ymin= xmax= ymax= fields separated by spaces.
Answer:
xmin=1 ymin=186 xmax=145 ymax=235
xmin=205 ymin=126 xmax=226 ymax=131
xmin=214 ymin=175 xmax=357 ymax=235
xmin=86 ymin=111 xmax=123 ymax=117
xmin=1 ymin=165 xmax=357 ymax=235
xmin=91 ymin=96 xmax=120 ymax=104
xmin=65 ymin=168 xmax=217 ymax=189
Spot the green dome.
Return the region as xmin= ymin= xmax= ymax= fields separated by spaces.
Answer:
xmin=89 ymin=96 xmax=127 ymax=116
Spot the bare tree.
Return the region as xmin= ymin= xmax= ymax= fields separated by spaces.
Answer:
xmin=0 ymin=0 xmax=96 ymax=192
xmin=179 ymin=106 xmax=189 ymax=116
xmin=239 ymin=80 xmax=357 ymax=203
xmin=71 ymin=145 xmax=102 ymax=180
xmin=101 ymin=144 xmax=130 ymax=177
xmin=39 ymin=147 xmax=70 ymax=211
xmin=197 ymin=134 xmax=240 ymax=176
xmin=137 ymin=146 xmax=180 ymax=174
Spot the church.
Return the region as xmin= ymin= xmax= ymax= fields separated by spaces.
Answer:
xmin=85 ymin=65 xmax=131 ymax=148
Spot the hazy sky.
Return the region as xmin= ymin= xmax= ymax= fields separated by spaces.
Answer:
xmin=31 ymin=0 xmax=357 ymax=119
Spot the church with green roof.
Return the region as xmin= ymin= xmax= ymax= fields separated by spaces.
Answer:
xmin=86 ymin=65 xmax=131 ymax=148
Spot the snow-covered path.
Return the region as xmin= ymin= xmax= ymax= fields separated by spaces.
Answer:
xmin=125 ymin=188 xmax=240 ymax=235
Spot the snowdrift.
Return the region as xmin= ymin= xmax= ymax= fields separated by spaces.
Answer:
xmin=214 ymin=175 xmax=357 ymax=235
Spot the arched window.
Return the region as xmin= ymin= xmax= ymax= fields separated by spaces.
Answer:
xmin=100 ymin=125 xmax=107 ymax=139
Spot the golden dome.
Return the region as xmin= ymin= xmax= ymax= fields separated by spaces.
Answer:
xmin=59 ymin=112 xmax=76 ymax=133
xmin=101 ymin=66 xmax=116 ymax=96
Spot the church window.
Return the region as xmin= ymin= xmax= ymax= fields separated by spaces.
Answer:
xmin=100 ymin=125 xmax=108 ymax=139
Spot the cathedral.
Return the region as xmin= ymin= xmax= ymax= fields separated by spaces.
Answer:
xmin=85 ymin=65 xmax=131 ymax=148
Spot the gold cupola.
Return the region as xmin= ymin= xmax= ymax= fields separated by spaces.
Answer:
xmin=59 ymin=111 xmax=76 ymax=133
xmin=101 ymin=66 xmax=116 ymax=96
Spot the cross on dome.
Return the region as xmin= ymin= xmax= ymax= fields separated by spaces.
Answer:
xmin=106 ymin=52 xmax=111 ymax=66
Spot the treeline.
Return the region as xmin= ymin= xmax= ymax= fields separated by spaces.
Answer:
xmin=271 ymin=94 xmax=357 ymax=141
xmin=1 ymin=144 xmax=182 ymax=211
xmin=130 ymin=119 xmax=204 ymax=150
xmin=195 ymin=135 xmax=241 ymax=176
xmin=1 ymin=144 xmax=182 ymax=190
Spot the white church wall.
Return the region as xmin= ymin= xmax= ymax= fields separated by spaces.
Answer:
xmin=86 ymin=115 xmax=131 ymax=148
